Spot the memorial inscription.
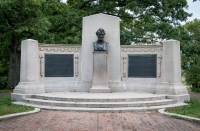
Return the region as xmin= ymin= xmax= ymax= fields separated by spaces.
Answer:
xmin=45 ymin=54 xmax=74 ymax=77
xmin=128 ymin=54 xmax=157 ymax=78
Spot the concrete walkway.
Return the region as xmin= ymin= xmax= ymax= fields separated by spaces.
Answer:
xmin=0 ymin=110 xmax=200 ymax=131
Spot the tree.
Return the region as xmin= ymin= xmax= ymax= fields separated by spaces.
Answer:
xmin=0 ymin=0 xmax=68 ymax=87
xmin=67 ymin=0 xmax=191 ymax=44
xmin=0 ymin=43 xmax=9 ymax=89
xmin=168 ymin=19 xmax=200 ymax=91
xmin=185 ymin=63 xmax=200 ymax=92
xmin=182 ymin=19 xmax=200 ymax=91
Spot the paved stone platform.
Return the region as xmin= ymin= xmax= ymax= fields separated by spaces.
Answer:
xmin=0 ymin=110 xmax=200 ymax=131
xmin=27 ymin=92 xmax=163 ymax=99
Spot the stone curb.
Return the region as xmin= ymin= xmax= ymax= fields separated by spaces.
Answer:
xmin=158 ymin=109 xmax=200 ymax=124
xmin=0 ymin=108 xmax=40 ymax=120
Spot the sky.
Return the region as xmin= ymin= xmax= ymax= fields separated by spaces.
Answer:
xmin=61 ymin=0 xmax=200 ymax=22
xmin=185 ymin=0 xmax=200 ymax=22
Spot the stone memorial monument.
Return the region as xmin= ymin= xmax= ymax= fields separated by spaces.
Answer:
xmin=12 ymin=13 xmax=189 ymax=104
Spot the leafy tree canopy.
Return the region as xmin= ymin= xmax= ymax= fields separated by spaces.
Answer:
xmin=168 ymin=19 xmax=200 ymax=90
xmin=67 ymin=0 xmax=191 ymax=44
xmin=0 ymin=0 xmax=70 ymax=87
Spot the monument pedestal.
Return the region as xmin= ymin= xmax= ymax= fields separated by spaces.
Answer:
xmin=90 ymin=52 xmax=111 ymax=93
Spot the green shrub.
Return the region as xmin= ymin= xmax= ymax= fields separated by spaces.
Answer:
xmin=0 ymin=59 xmax=8 ymax=89
xmin=185 ymin=63 xmax=200 ymax=93
xmin=0 ymin=76 xmax=7 ymax=89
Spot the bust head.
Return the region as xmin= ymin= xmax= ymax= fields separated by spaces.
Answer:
xmin=96 ymin=28 xmax=105 ymax=41
xmin=93 ymin=28 xmax=108 ymax=51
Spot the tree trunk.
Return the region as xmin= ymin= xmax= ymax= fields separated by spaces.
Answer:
xmin=7 ymin=37 xmax=21 ymax=88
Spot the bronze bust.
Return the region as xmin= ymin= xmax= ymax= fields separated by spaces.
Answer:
xmin=93 ymin=28 xmax=108 ymax=51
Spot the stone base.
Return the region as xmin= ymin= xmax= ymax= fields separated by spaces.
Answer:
xmin=43 ymin=81 xmax=76 ymax=92
xmin=167 ymin=94 xmax=190 ymax=102
xmin=11 ymin=93 xmax=31 ymax=101
xmin=90 ymin=88 xmax=111 ymax=93
xmin=156 ymin=82 xmax=188 ymax=95
xmin=13 ymin=82 xmax=45 ymax=94
xmin=75 ymin=81 xmax=91 ymax=92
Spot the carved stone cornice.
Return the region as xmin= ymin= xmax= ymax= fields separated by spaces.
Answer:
xmin=38 ymin=44 xmax=81 ymax=52
xmin=121 ymin=46 xmax=163 ymax=52
xmin=39 ymin=47 xmax=81 ymax=52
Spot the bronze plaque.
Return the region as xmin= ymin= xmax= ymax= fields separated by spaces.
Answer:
xmin=45 ymin=54 xmax=74 ymax=77
xmin=128 ymin=54 xmax=157 ymax=78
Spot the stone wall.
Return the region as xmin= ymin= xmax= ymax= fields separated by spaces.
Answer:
xmin=34 ymin=43 xmax=166 ymax=94
xmin=118 ymin=45 xmax=163 ymax=93
xmin=38 ymin=44 xmax=81 ymax=92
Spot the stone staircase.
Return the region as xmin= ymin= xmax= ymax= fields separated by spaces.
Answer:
xmin=13 ymin=92 xmax=187 ymax=112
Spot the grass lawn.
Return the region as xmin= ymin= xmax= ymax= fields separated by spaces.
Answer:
xmin=0 ymin=96 xmax=34 ymax=116
xmin=0 ymin=89 xmax=13 ymax=93
xmin=166 ymin=98 xmax=200 ymax=119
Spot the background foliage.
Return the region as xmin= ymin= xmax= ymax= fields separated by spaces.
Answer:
xmin=182 ymin=19 xmax=200 ymax=92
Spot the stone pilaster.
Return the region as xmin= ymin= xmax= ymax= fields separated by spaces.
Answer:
xmin=156 ymin=40 xmax=189 ymax=101
xmin=12 ymin=39 xmax=45 ymax=97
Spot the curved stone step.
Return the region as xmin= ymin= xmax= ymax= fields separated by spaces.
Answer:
xmin=12 ymin=102 xmax=187 ymax=112
xmin=29 ymin=93 xmax=167 ymax=102
xmin=23 ymin=98 xmax=176 ymax=108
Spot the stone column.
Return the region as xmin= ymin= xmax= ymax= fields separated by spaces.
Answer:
xmin=90 ymin=52 xmax=111 ymax=93
xmin=12 ymin=39 xmax=45 ymax=98
xmin=156 ymin=40 xmax=189 ymax=102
